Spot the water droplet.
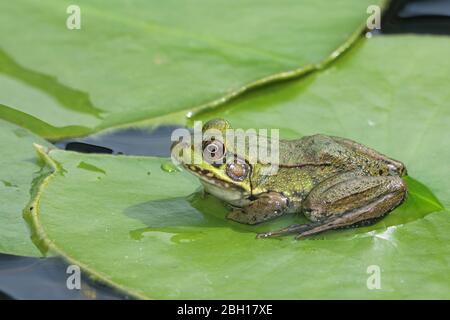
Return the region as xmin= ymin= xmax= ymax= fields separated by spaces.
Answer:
xmin=161 ymin=161 xmax=180 ymax=173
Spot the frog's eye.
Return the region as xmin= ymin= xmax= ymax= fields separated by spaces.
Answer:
xmin=226 ymin=159 xmax=249 ymax=181
xmin=202 ymin=140 xmax=225 ymax=165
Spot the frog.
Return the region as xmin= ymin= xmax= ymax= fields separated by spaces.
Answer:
xmin=171 ymin=119 xmax=408 ymax=239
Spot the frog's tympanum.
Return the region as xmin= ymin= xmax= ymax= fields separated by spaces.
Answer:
xmin=172 ymin=119 xmax=407 ymax=239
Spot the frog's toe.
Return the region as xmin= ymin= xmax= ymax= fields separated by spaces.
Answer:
xmin=294 ymin=232 xmax=313 ymax=240
xmin=256 ymin=231 xmax=279 ymax=239
xmin=256 ymin=224 xmax=309 ymax=239
xmin=255 ymin=233 xmax=270 ymax=239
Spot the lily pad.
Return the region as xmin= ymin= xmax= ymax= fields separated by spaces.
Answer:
xmin=0 ymin=120 xmax=51 ymax=256
xmin=29 ymin=35 xmax=450 ymax=299
xmin=0 ymin=0 xmax=382 ymax=139
xmin=31 ymin=152 xmax=447 ymax=299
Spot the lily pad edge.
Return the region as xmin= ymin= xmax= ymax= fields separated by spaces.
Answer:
xmin=27 ymin=144 xmax=148 ymax=299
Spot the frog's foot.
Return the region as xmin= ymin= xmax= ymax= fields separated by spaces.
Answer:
xmin=227 ymin=208 xmax=259 ymax=225
xmin=258 ymin=173 xmax=407 ymax=239
xmin=256 ymin=223 xmax=315 ymax=238
xmin=227 ymin=192 xmax=288 ymax=225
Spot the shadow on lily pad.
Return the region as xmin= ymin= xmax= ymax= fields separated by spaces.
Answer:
xmin=124 ymin=176 xmax=443 ymax=242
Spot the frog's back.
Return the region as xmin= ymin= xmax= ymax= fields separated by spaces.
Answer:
xmin=278 ymin=134 xmax=349 ymax=167
xmin=277 ymin=134 xmax=406 ymax=178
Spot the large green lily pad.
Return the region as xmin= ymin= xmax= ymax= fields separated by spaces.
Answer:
xmin=0 ymin=120 xmax=51 ymax=256
xmin=0 ymin=0 xmax=382 ymax=139
xmin=30 ymin=146 xmax=447 ymax=299
xmin=28 ymin=35 xmax=450 ymax=298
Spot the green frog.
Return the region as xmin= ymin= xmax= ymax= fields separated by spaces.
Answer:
xmin=172 ymin=119 xmax=407 ymax=239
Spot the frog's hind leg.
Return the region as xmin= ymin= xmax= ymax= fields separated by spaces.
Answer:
xmin=257 ymin=172 xmax=407 ymax=239
xmin=330 ymin=136 xmax=407 ymax=176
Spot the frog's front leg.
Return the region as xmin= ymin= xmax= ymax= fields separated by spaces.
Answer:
xmin=257 ymin=172 xmax=407 ymax=239
xmin=227 ymin=192 xmax=288 ymax=225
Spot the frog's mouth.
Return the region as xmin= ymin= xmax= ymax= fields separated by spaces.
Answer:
xmin=183 ymin=164 xmax=242 ymax=190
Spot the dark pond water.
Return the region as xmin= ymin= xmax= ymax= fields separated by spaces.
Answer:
xmin=2 ymin=0 xmax=450 ymax=300
xmin=54 ymin=125 xmax=183 ymax=157
xmin=382 ymin=0 xmax=450 ymax=35
xmin=0 ymin=254 xmax=128 ymax=299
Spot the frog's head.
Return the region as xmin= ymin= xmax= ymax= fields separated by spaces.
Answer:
xmin=171 ymin=119 xmax=255 ymax=206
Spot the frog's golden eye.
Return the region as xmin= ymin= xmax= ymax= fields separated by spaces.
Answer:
xmin=226 ymin=159 xmax=249 ymax=181
xmin=202 ymin=139 xmax=225 ymax=165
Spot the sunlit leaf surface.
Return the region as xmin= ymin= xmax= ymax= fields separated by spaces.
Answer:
xmin=0 ymin=0 xmax=381 ymax=139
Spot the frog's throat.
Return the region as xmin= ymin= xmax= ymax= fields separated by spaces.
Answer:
xmin=201 ymin=179 xmax=252 ymax=207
